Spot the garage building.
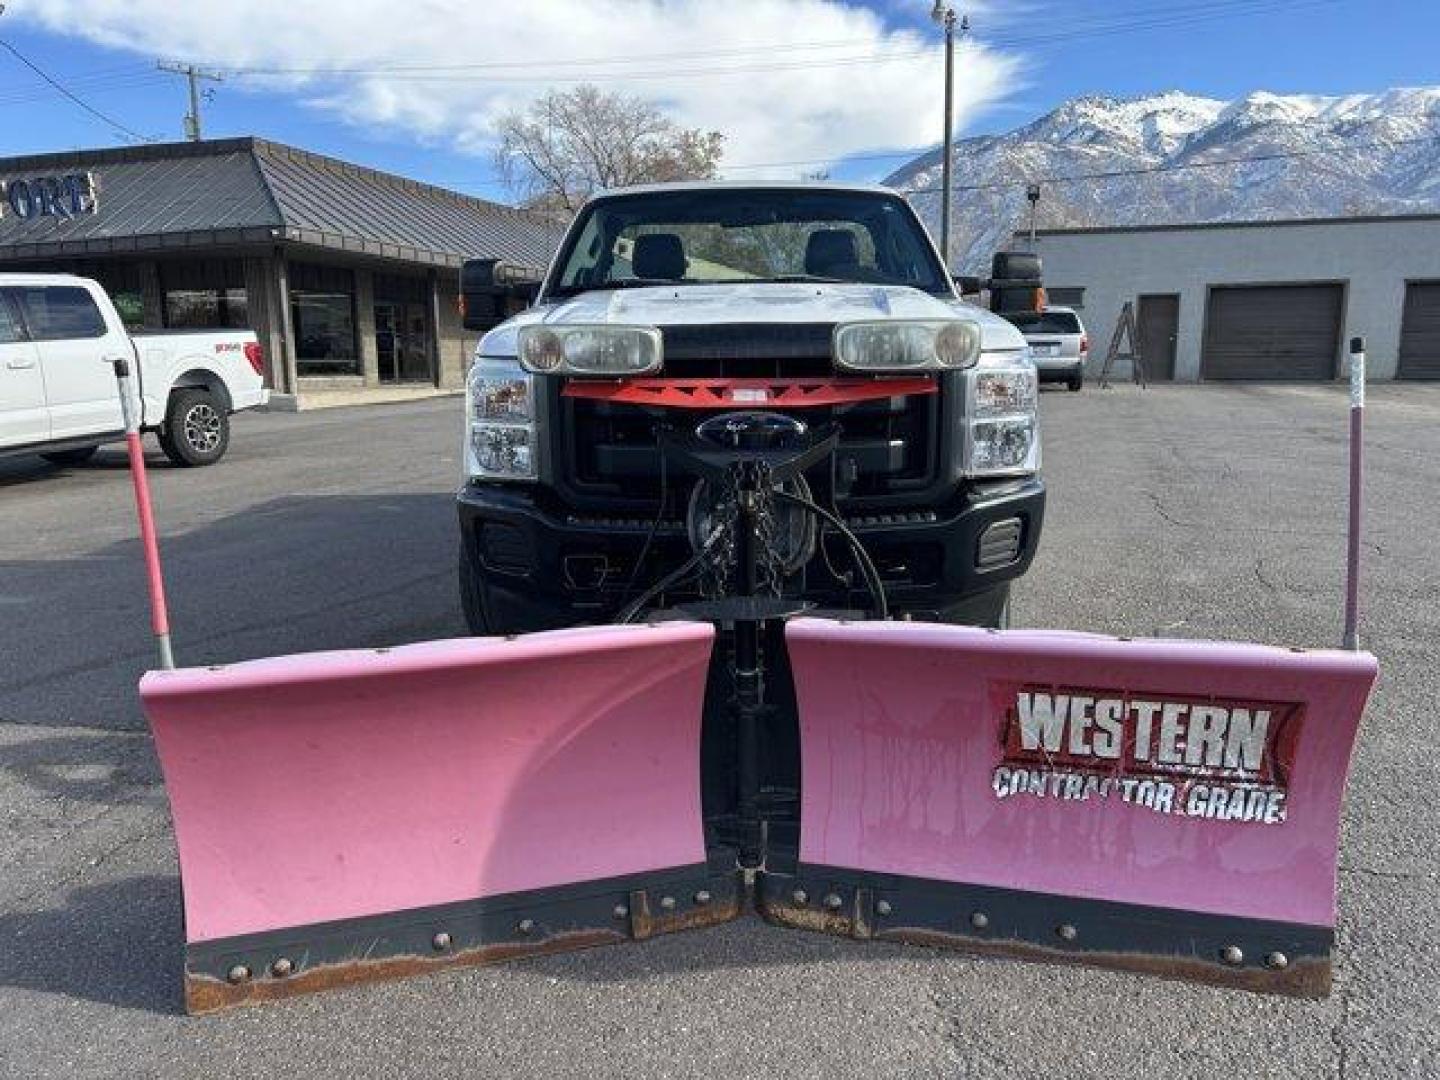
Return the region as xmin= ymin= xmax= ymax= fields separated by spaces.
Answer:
xmin=0 ymin=138 xmax=563 ymax=408
xmin=1025 ymin=214 xmax=1440 ymax=382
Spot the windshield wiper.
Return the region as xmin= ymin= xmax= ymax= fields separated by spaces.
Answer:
xmin=752 ymin=274 xmax=847 ymax=284
xmin=552 ymin=278 xmax=704 ymax=297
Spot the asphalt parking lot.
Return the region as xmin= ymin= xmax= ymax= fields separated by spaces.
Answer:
xmin=2 ymin=384 xmax=1437 ymax=1079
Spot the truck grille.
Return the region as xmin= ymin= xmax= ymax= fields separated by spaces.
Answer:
xmin=557 ymin=405 xmax=941 ymax=508
xmin=551 ymin=323 xmax=946 ymax=509
xmin=655 ymin=323 xmax=834 ymax=377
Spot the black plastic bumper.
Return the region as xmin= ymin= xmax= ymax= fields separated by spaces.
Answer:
xmin=458 ymin=478 xmax=1045 ymax=633
xmin=1036 ymin=361 xmax=1084 ymax=383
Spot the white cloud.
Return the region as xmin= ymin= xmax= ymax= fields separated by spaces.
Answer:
xmin=9 ymin=0 xmax=1021 ymax=179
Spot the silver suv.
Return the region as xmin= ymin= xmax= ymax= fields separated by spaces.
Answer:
xmin=1005 ymin=306 xmax=1087 ymax=391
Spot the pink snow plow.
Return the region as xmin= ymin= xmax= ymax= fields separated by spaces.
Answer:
xmin=141 ymin=625 xmax=732 ymax=1013
xmin=764 ymin=619 xmax=1375 ymax=995
xmin=123 ymin=341 xmax=1377 ymax=1012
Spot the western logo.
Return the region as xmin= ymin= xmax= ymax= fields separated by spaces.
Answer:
xmin=990 ymin=687 xmax=1301 ymax=824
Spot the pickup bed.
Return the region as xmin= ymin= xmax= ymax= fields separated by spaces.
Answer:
xmin=0 ymin=273 xmax=268 ymax=467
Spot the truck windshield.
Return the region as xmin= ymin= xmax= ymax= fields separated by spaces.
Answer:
xmin=549 ymin=189 xmax=948 ymax=297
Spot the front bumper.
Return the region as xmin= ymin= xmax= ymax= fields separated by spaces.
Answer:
xmin=232 ymin=386 xmax=270 ymax=411
xmin=458 ymin=478 xmax=1045 ymax=632
xmin=1034 ymin=359 xmax=1084 ymax=382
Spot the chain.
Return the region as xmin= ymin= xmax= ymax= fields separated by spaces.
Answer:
xmin=753 ymin=466 xmax=786 ymax=597
xmin=689 ymin=462 xmax=798 ymax=600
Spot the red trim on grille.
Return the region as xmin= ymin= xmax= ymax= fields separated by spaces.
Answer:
xmin=561 ymin=377 xmax=937 ymax=409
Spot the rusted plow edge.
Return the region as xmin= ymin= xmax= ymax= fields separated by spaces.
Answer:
xmin=185 ymin=862 xmax=740 ymax=1014
xmin=754 ymin=865 xmax=1332 ymax=998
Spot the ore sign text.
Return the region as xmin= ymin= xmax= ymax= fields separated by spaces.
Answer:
xmin=0 ymin=172 xmax=100 ymax=221
xmin=991 ymin=688 xmax=1299 ymax=825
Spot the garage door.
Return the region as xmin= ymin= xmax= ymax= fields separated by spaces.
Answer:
xmin=1398 ymin=282 xmax=1440 ymax=380
xmin=1202 ymin=284 xmax=1343 ymax=381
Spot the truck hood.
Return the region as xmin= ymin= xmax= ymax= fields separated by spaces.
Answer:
xmin=479 ymin=283 xmax=1026 ymax=356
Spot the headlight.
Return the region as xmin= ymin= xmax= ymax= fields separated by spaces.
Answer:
xmin=518 ymin=324 xmax=662 ymax=376
xmin=963 ymin=359 xmax=1040 ymax=477
xmin=969 ymin=417 xmax=1037 ymax=472
xmin=472 ymin=371 xmax=532 ymax=421
xmin=833 ymin=319 xmax=981 ymax=372
xmin=972 ymin=368 xmax=1037 ymax=418
xmin=471 ymin=423 xmax=535 ymax=478
xmin=465 ymin=358 xmax=536 ymax=480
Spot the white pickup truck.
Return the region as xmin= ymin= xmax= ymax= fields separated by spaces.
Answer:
xmin=0 ymin=273 xmax=268 ymax=467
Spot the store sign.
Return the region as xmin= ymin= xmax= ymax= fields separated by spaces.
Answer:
xmin=0 ymin=172 xmax=100 ymax=221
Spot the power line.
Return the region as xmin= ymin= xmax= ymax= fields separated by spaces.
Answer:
xmin=191 ymin=0 xmax=1337 ymax=82
xmin=0 ymin=72 xmax=169 ymax=108
xmin=0 ymin=60 xmax=155 ymax=95
xmin=0 ymin=38 xmax=152 ymax=143
xmin=983 ymin=0 xmax=1337 ymax=48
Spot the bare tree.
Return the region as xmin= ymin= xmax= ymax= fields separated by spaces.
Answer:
xmin=495 ymin=85 xmax=724 ymax=213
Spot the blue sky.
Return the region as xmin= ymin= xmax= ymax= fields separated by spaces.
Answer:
xmin=0 ymin=0 xmax=1436 ymax=201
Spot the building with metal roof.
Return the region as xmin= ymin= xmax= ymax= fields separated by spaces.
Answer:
xmin=0 ymin=138 xmax=564 ymax=406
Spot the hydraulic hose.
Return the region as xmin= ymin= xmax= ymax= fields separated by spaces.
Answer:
xmin=771 ymin=489 xmax=889 ymax=620
xmin=616 ymin=525 xmax=725 ymax=625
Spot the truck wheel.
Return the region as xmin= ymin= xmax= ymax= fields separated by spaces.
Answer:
xmin=1067 ymin=374 xmax=1083 ymax=392
xmin=160 ymin=389 xmax=229 ymax=467
xmin=40 ymin=445 xmax=99 ymax=466
xmin=459 ymin=545 xmax=492 ymax=635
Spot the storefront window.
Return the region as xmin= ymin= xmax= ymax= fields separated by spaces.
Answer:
xmin=161 ymin=259 xmax=249 ymax=330
xmin=38 ymin=259 xmax=154 ymax=330
xmin=166 ymin=288 xmax=249 ymax=329
xmin=290 ymin=262 xmax=358 ymax=376
xmin=373 ymin=272 xmax=433 ymax=383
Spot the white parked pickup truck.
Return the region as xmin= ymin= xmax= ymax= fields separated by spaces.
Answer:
xmin=0 ymin=273 xmax=268 ymax=467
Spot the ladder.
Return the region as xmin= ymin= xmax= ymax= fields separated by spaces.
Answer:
xmin=1098 ymin=301 xmax=1148 ymax=389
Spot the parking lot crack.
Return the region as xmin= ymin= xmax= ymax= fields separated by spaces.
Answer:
xmin=1252 ymin=557 xmax=1277 ymax=592
xmin=1142 ymin=489 xmax=1195 ymax=528
xmin=1330 ymin=974 xmax=1353 ymax=1080
xmin=9 ymin=814 xmax=171 ymax=910
xmin=1339 ymin=863 xmax=1436 ymax=884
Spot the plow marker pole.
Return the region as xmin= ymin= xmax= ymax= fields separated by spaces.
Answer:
xmin=114 ymin=357 xmax=175 ymax=670
xmin=1343 ymin=337 xmax=1365 ymax=652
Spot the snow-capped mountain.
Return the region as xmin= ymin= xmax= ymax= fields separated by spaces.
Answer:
xmin=884 ymin=88 xmax=1440 ymax=271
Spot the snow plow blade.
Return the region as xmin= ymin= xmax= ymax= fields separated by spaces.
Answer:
xmin=764 ymin=618 xmax=1377 ymax=997
xmin=141 ymin=623 xmax=734 ymax=1014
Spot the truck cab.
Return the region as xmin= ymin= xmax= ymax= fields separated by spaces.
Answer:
xmin=457 ymin=183 xmax=1044 ymax=632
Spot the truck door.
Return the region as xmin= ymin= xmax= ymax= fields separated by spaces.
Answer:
xmin=0 ymin=289 xmax=48 ymax=448
xmin=11 ymin=283 xmax=126 ymax=440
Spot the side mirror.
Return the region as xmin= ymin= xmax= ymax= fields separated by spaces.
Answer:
xmin=460 ymin=259 xmax=542 ymax=332
xmin=988 ymin=250 xmax=1045 ymax=314
xmin=991 ymin=251 xmax=1042 ymax=283
xmin=953 ymin=274 xmax=984 ymax=296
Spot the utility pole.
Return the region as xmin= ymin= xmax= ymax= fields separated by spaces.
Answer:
xmin=930 ymin=3 xmax=968 ymax=266
xmin=156 ymin=61 xmax=223 ymax=141
xmin=1027 ymin=183 xmax=1041 ymax=248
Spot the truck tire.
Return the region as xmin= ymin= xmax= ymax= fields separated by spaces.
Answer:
xmin=40 ymin=445 xmax=99 ymax=466
xmin=459 ymin=545 xmax=493 ymax=636
xmin=159 ymin=389 xmax=229 ymax=467
xmin=1067 ymin=374 xmax=1083 ymax=392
